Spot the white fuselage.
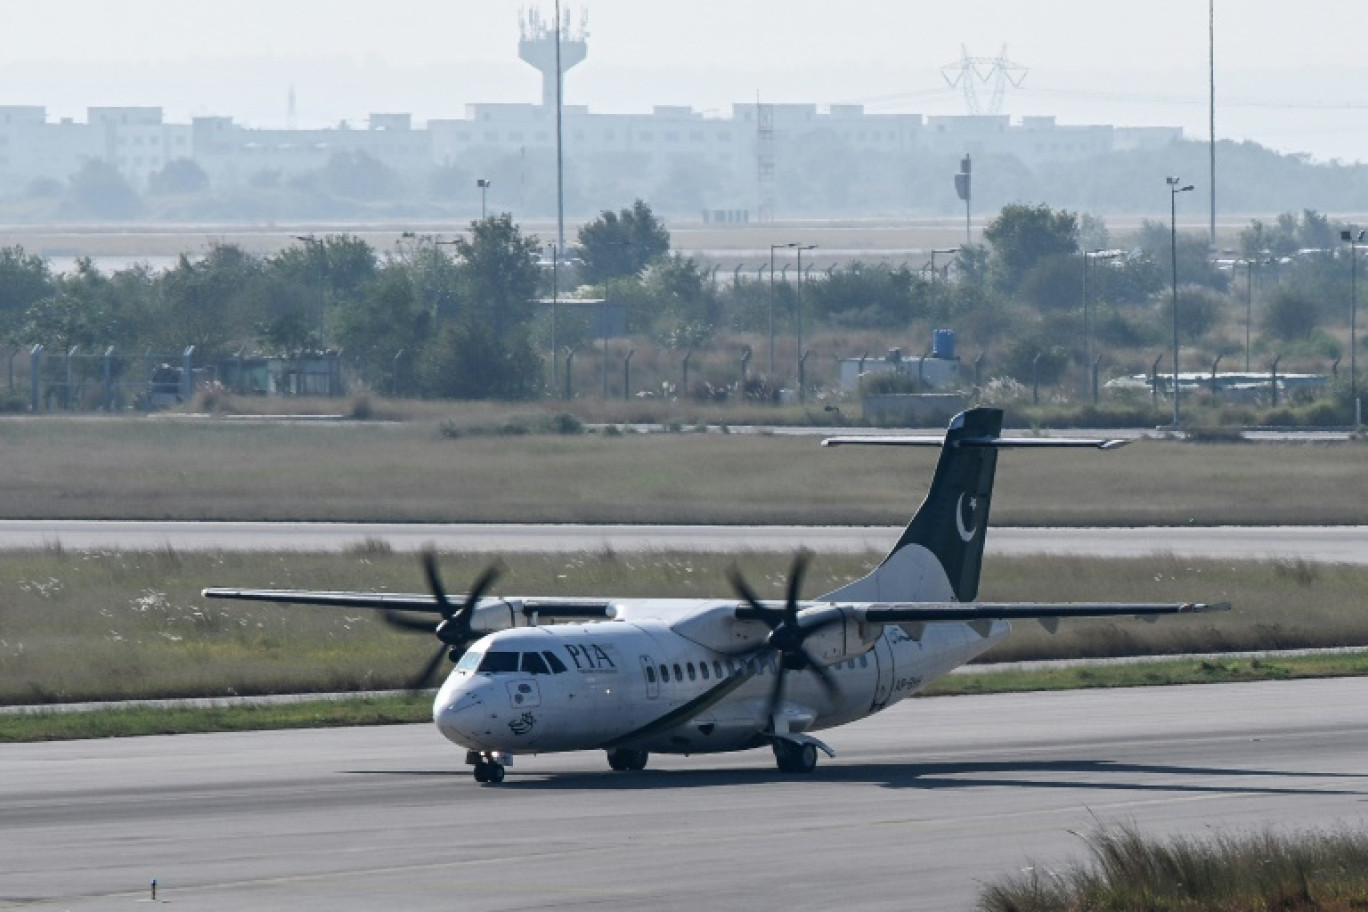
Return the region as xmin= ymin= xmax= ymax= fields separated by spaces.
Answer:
xmin=433 ymin=598 xmax=1009 ymax=758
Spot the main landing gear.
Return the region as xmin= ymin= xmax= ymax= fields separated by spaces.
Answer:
xmin=606 ymin=748 xmax=649 ymax=771
xmin=772 ymin=739 xmax=819 ymax=774
xmin=467 ymin=750 xmax=509 ymax=784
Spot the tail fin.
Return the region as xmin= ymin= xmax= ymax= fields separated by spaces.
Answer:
xmin=819 ymin=408 xmax=1124 ymax=604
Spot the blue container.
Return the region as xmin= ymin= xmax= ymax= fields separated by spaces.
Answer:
xmin=932 ymin=329 xmax=956 ymax=360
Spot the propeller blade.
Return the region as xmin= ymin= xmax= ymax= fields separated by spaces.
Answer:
xmin=784 ymin=550 xmax=812 ymax=622
xmin=410 ymin=643 xmax=449 ymax=690
xmin=421 ymin=550 xmax=456 ymax=619
xmin=728 ymin=565 xmax=770 ymax=618
xmin=383 ymin=610 xmax=439 ymax=634
xmin=800 ymin=647 xmax=841 ymax=699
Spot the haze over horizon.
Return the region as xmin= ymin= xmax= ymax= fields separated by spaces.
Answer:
xmin=3 ymin=0 xmax=1365 ymax=165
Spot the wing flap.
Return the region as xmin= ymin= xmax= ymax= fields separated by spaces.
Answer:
xmin=851 ymin=600 xmax=1230 ymax=623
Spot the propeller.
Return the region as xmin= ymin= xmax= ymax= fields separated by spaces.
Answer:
xmin=385 ymin=551 xmax=503 ymax=689
xmin=728 ymin=551 xmax=841 ymax=729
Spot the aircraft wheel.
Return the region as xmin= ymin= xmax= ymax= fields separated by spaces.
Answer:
xmin=486 ymin=763 xmax=506 ymax=784
xmin=607 ymin=748 xmax=648 ymax=772
xmin=773 ymin=740 xmax=818 ymax=774
xmin=473 ymin=762 xmax=490 ymax=783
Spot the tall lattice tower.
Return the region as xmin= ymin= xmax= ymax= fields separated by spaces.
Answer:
xmin=941 ymin=45 xmax=1028 ymax=115
xmin=755 ymin=102 xmax=775 ymax=223
xmin=519 ymin=6 xmax=589 ymax=108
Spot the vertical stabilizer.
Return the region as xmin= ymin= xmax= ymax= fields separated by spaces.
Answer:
xmin=819 ymin=409 xmax=1123 ymax=605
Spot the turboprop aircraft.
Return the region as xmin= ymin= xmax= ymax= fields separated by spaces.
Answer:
xmin=203 ymin=408 xmax=1227 ymax=783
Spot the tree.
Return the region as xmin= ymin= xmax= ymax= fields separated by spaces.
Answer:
xmin=68 ymin=159 xmax=142 ymax=219
xmin=148 ymin=159 xmax=210 ymax=196
xmin=453 ymin=214 xmax=541 ymax=331
xmin=576 ymin=199 xmax=671 ymax=284
xmin=0 ymin=246 xmax=56 ymax=340
xmin=982 ymin=203 xmax=1078 ymax=294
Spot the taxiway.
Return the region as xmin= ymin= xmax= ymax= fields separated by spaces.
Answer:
xmin=4 ymin=677 xmax=1367 ymax=911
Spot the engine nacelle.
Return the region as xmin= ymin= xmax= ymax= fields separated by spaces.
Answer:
xmin=795 ymin=605 xmax=884 ymax=665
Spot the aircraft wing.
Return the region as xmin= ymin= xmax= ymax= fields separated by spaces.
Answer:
xmin=849 ymin=601 xmax=1229 ymax=623
xmin=200 ymin=587 xmax=615 ymax=620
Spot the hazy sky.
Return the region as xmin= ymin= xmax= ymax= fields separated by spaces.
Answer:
xmin=4 ymin=0 xmax=1366 ymax=162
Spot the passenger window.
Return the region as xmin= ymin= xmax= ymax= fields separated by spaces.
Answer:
xmin=646 ymin=666 xmax=657 ymax=683
xmin=700 ymin=662 xmax=710 ymax=680
xmin=687 ymin=663 xmax=697 ymax=681
xmin=673 ymin=663 xmax=683 ymax=681
xmin=713 ymin=661 xmax=723 ymax=679
xmin=661 ymin=665 xmax=670 ymax=682
xmin=859 ymin=655 xmax=869 ymax=668
xmin=522 ymin=652 xmax=549 ymax=675
xmin=477 ymin=651 xmax=520 ymax=673
xmin=543 ymin=651 xmax=568 ymax=674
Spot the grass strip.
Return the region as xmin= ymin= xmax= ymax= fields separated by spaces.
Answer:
xmin=6 ymin=651 xmax=1367 ymax=743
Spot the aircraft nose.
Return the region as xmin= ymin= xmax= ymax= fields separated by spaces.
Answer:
xmin=433 ymin=683 xmax=491 ymax=748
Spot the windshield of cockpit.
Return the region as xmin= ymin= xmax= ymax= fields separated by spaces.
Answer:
xmin=454 ymin=649 xmax=568 ymax=675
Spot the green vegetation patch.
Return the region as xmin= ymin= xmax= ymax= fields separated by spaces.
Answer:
xmin=979 ymin=823 xmax=1368 ymax=912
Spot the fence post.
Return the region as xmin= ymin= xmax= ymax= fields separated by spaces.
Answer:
xmin=623 ymin=349 xmax=634 ymax=401
xmin=682 ymin=350 xmax=692 ymax=398
xmin=1092 ymin=354 xmax=1102 ymax=404
xmin=65 ymin=346 xmax=77 ymax=410
xmin=181 ymin=347 xmax=195 ymax=403
xmin=1270 ymin=355 xmax=1281 ymax=407
xmin=739 ymin=346 xmax=751 ymax=391
xmin=564 ymin=349 xmax=575 ymax=400
xmin=103 ymin=347 xmax=116 ymax=412
xmin=29 ymin=344 xmax=42 ymax=412
xmin=798 ymin=350 xmax=810 ymax=401
xmin=1151 ymin=355 xmax=1163 ymax=404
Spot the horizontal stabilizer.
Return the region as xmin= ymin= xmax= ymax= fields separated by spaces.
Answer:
xmin=823 ymin=435 xmax=1128 ymax=449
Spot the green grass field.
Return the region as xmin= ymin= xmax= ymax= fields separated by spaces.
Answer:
xmin=3 ymin=548 xmax=1367 ymax=709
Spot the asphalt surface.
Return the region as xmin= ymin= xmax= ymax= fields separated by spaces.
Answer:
xmin=1 ymin=520 xmax=1367 ymax=562
xmin=5 ymin=677 xmax=1368 ymax=911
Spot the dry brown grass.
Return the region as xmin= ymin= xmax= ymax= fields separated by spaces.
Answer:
xmin=0 ymin=416 xmax=1362 ymax=524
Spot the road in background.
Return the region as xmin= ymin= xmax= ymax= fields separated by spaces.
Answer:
xmin=0 ymin=521 xmax=1364 ymax=563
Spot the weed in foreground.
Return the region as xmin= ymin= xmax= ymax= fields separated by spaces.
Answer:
xmin=978 ymin=823 xmax=1368 ymax=912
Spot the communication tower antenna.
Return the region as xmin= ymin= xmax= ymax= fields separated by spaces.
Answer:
xmin=940 ymin=45 xmax=1028 ymax=115
xmin=756 ymin=99 xmax=775 ymax=223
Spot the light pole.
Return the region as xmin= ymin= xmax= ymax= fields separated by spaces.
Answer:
xmin=1167 ymin=176 xmax=1194 ymax=426
xmin=929 ymin=247 xmax=958 ymax=301
xmin=476 ymin=178 xmax=490 ymax=219
xmin=794 ymin=244 xmax=816 ymax=391
xmin=769 ymin=242 xmax=795 ymax=376
xmin=293 ymin=234 xmax=326 ymax=350
xmin=1083 ymin=249 xmax=1120 ymax=396
xmin=1342 ymin=228 xmax=1364 ymax=422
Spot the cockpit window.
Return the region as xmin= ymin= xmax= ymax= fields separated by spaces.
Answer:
xmin=476 ymin=651 xmax=520 ymax=673
xmin=455 ymin=650 xmax=482 ymax=673
xmin=543 ymin=651 xmax=568 ymax=674
xmin=521 ymin=651 xmax=550 ymax=675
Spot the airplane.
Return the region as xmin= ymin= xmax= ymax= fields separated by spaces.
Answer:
xmin=203 ymin=407 xmax=1227 ymax=784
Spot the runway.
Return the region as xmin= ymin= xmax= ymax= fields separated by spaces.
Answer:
xmin=5 ymin=677 xmax=1368 ymax=911
xmin=1 ymin=520 xmax=1366 ymax=562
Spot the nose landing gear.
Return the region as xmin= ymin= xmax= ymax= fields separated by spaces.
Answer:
xmin=467 ymin=750 xmax=510 ymax=784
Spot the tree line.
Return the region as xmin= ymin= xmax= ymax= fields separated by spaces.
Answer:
xmin=2 ymin=199 xmax=1361 ymax=406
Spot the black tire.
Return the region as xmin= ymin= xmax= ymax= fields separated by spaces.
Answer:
xmin=607 ymin=748 xmax=649 ymax=772
xmin=487 ymin=763 xmax=506 ymax=784
xmin=773 ymin=740 xmax=818 ymax=773
xmin=473 ymin=762 xmax=490 ymax=783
